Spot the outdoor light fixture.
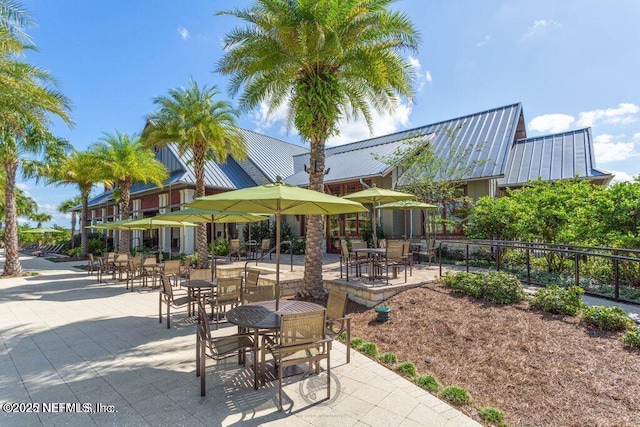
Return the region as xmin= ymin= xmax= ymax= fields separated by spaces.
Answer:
xmin=303 ymin=160 xmax=330 ymax=175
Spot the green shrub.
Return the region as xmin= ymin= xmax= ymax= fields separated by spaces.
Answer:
xmin=581 ymin=305 xmax=635 ymax=331
xmin=379 ymin=352 xmax=397 ymax=364
xmin=396 ymin=362 xmax=416 ymax=377
xmin=338 ymin=331 xmax=347 ymax=341
xmin=350 ymin=337 xmax=364 ymax=348
xmin=442 ymin=271 xmax=524 ymax=304
xmin=531 ymin=285 xmax=586 ymax=315
xmin=622 ymin=327 xmax=640 ymax=348
xmin=67 ymin=247 xmax=81 ymax=257
xmin=479 ymin=406 xmax=506 ymax=426
xmin=442 ymin=272 xmax=483 ymax=298
xmin=440 ymin=385 xmax=471 ymax=406
xmin=359 ymin=342 xmax=378 ymax=357
xmin=482 ymin=271 xmax=525 ymax=304
xmin=88 ymin=238 xmax=104 ymax=255
xmin=415 ymin=375 xmax=440 ymax=392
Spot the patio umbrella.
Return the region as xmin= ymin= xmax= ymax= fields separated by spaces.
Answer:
xmin=376 ymin=200 xmax=437 ymax=239
xmin=119 ymin=218 xmax=197 ymax=257
xmin=153 ymin=208 xmax=270 ymax=279
xmin=342 ymin=184 xmax=415 ymax=247
xmin=187 ymin=177 xmax=367 ymax=310
xmin=21 ymin=227 xmax=64 ymax=234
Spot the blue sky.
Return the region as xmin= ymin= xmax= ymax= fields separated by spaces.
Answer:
xmin=18 ymin=0 xmax=640 ymax=227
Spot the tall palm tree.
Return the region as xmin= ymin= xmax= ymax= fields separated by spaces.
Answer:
xmin=58 ymin=194 xmax=82 ymax=249
xmin=29 ymin=212 xmax=51 ymax=228
xmin=91 ymin=131 xmax=168 ymax=254
xmin=0 ymin=2 xmax=73 ymax=275
xmin=217 ymin=0 xmax=419 ymax=295
xmin=142 ymin=79 xmax=247 ymax=267
xmin=49 ymin=151 xmax=106 ymax=255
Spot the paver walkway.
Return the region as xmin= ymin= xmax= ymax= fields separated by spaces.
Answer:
xmin=0 ymin=252 xmax=480 ymax=426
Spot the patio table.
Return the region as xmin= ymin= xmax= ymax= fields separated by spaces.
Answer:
xmin=182 ymin=279 xmax=217 ymax=317
xmin=226 ymin=300 xmax=324 ymax=389
xmin=352 ymin=248 xmax=386 ymax=280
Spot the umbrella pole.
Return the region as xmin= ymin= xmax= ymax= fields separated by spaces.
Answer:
xmin=372 ymin=203 xmax=378 ymax=248
xmin=210 ymin=216 xmax=215 ymax=280
xmin=275 ymin=208 xmax=281 ymax=311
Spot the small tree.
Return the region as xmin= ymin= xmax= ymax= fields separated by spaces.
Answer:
xmin=382 ymin=124 xmax=488 ymax=235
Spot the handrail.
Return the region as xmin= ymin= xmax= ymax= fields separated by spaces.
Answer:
xmin=244 ymin=240 xmax=294 ymax=280
xmin=437 ymin=239 xmax=640 ymax=306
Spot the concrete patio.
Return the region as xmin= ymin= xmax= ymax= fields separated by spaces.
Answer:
xmin=0 ymin=252 xmax=480 ymax=426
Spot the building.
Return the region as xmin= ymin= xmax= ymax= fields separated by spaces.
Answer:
xmin=84 ymin=102 xmax=612 ymax=253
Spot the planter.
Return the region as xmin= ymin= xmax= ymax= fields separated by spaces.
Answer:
xmin=375 ymin=306 xmax=391 ymax=322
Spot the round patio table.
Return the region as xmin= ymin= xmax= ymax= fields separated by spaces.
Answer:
xmin=226 ymin=300 xmax=324 ymax=389
xmin=182 ymin=279 xmax=217 ymax=317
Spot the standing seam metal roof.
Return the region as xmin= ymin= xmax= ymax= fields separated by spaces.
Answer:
xmin=498 ymin=128 xmax=612 ymax=187
xmin=288 ymin=103 xmax=524 ymax=186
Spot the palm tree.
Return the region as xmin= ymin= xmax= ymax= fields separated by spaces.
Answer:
xmin=217 ymin=0 xmax=419 ymax=295
xmin=142 ymin=79 xmax=247 ymax=267
xmin=0 ymin=2 xmax=73 ymax=275
xmin=91 ymin=131 xmax=168 ymax=254
xmin=29 ymin=212 xmax=51 ymax=228
xmin=58 ymin=194 xmax=82 ymax=249
xmin=49 ymin=151 xmax=106 ymax=255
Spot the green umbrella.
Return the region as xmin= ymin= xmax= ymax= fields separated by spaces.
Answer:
xmin=187 ymin=176 xmax=367 ymax=309
xmin=153 ymin=208 xmax=270 ymax=279
xmin=119 ymin=218 xmax=197 ymax=229
xmin=21 ymin=227 xmax=64 ymax=234
xmin=377 ymin=200 xmax=437 ymax=239
xmin=87 ymin=219 xmax=146 ymax=230
xmin=343 ymin=184 xmax=415 ymax=247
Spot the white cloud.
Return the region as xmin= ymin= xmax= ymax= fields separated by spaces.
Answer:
xmin=609 ymin=170 xmax=636 ymax=184
xmin=476 ymin=35 xmax=490 ymax=47
xmin=528 ymin=113 xmax=575 ymax=133
xmin=327 ymin=101 xmax=412 ymax=146
xmin=250 ymin=96 xmax=413 ymax=147
xmin=177 ymin=26 xmax=190 ymax=40
xmin=407 ymin=55 xmax=421 ymax=70
xmin=16 ymin=182 xmax=32 ymax=197
xmin=407 ymin=56 xmax=430 ymax=92
xmin=593 ymin=133 xmax=639 ymax=163
xmin=577 ymin=103 xmax=639 ymax=127
xmin=522 ymin=19 xmax=562 ymax=40
xmin=251 ymin=100 xmax=290 ymax=135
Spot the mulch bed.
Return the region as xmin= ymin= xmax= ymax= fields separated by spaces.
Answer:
xmin=347 ymin=283 xmax=640 ymax=426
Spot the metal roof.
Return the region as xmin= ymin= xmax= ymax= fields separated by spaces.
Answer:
xmin=285 ymin=137 xmax=418 ymax=186
xmin=239 ymin=128 xmax=308 ymax=182
xmin=287 ymin=103 xmax=525 ymax=186
xmin=176 ymin=146 xmax=255 ymax=190
xmin=498 ymin=128 xmax=613 ymax=187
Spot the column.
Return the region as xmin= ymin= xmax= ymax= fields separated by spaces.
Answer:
xmin=180 ymin=189 xmax=196 ymax=254
xmin=158 ymin=194 xmax=171 ymax=254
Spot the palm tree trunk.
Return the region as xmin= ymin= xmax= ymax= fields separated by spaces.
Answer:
xmin=70 ymin=212 xmax=77 ymax=249
xmin=302 ymin=138 xmax=326 ymax=298
xmin=3 ymin=160 xmax=22 ymax=275
xmin=194 ymin=146 xmax=208 ymax=268
xmin=119 ymin=184 xmax=131 ymax=254
xmin=80 ymin=191 xmax=89 ymax=256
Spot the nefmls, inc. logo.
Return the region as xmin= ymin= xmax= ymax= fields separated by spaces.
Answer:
xmin=299 ymin=371 xmax=341 ymax=406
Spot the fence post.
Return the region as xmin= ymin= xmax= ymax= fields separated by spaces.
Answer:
xmin=526 ymin=247 xmax=531 ymax=286
xmin=438 ymin=242 xmax=442 ymax=277
xmin=496 ymin=245 xmax=501 ymax=271
xmin=574 ymin=252 xmax=579 ymax=287
xmin=465 ymin=244 xmax=469 ymax=273
xmin=614 ymin=250 xmax=619 ymax=300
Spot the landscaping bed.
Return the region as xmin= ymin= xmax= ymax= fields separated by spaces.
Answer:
xmin=347 ymin=283 xmax=640 ymax=426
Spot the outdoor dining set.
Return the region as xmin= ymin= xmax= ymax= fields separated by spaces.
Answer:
xmin=88 ymin=250 xmax=351 ymax=411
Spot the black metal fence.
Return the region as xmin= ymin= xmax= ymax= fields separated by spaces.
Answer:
xmin=438 ymin=240 xmax=640 ymax=306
